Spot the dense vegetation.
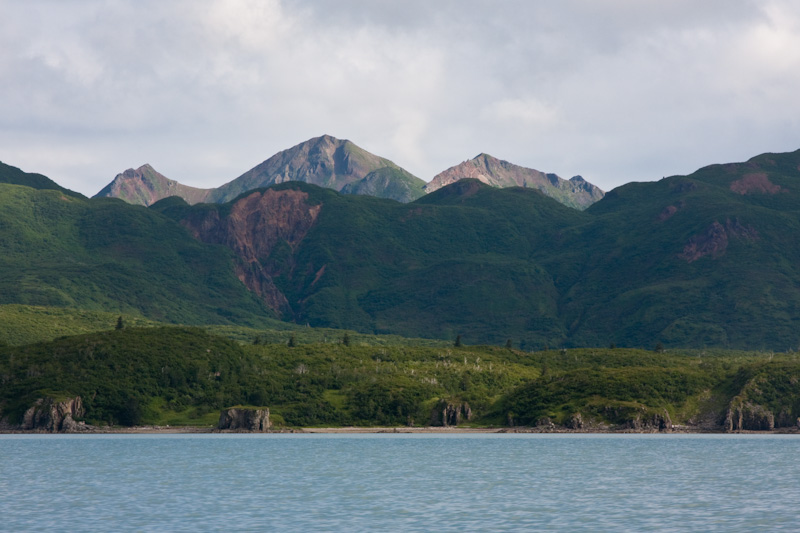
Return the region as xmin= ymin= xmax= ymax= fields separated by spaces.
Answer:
xmin=4 ymin=149 xmax=800 ymax=351
xmin=0 ymin=183 xmax=275 ymax=326
xmin=156 ymin=149 xmax=800 ymax=350
xmin=2 ymin=326 xmax=798 ymax=430
xmin=0 ymin=161 xmax=83 ymax=198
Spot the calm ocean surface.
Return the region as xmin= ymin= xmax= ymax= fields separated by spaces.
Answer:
xmin=1 ymin=433 xmax=799 ymax=532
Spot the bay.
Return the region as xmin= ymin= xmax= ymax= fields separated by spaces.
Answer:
xmin=1 ymin=434 xmax=799 ymax=532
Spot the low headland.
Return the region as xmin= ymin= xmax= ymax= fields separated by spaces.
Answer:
xmin=3 ymin=325 xmax=800 ymax=436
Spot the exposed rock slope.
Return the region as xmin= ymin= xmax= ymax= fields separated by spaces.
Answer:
xmin=425 ymin=153 xmax=604 ymax=209
xmin=179 ymin=187 xmax=322 ymax=314
xmin=207 ymin=134 xmax=426 ymax=203
xmin=94 ymin=164 xmax=211 ymax=206
xmin=95 ymin=136 xmax=426 ymax=205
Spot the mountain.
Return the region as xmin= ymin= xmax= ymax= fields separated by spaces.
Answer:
xmin=424 ymin=153 xmax=604 ymax=209
xmin=0 ymin=161 xmax=84 ymax=198
xmin=340 ymin=166 xmax=426 ymax=202
xmin=93 ymin=164 xmax=211 ymax=206
xmin=94 ymin=135 xmax=426 ymax=206
xmin=157 ymin=179 xmax=588 ymax=344
xmin=7 ymin=148 xmax=800 ymax=349
xmin=155 ymin=148 xmax=800 ymax=349
xmin=552 ymin=149 xmax=800 ymax=349
xmin=206 ymin=134 xmax=426 ymax=203
xmin=0 ymin=181 xmax=274 ymax=326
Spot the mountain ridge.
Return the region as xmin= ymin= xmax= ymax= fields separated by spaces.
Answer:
xmin=94 ymin=164 xmax=211 ymax=206
xmin=7 ymin=147 xmax=800 ymax=349
xmin=424 ymin=153 xmax=604 ymax=210
xmin=92 ymin=135 xmax=603 ymax=209
xmin=94 ymin=135 xmax=429 ymax=206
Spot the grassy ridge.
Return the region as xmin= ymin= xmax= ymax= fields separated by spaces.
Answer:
xmin=0 ymin=304 xmax=453 ymax=347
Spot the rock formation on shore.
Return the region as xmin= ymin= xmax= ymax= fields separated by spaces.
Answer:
xmin=22 ymin=396 xmax=87 ymax=432
xmin=725 ymin=401 xmax=775 ymax=431
xmin=218 ymin=408 xmax=271 ymax=431
xmin=430 ymin=400 xmax=472 ymax=427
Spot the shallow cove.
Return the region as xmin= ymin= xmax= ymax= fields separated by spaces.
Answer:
xmin=2 ymin=434 xmax=799 ymax=531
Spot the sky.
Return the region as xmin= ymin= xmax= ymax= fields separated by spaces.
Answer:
xmin=2 ymin=0 xmax=800 ymax=196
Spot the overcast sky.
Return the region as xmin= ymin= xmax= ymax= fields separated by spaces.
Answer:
xmin=2 ymin=0 xmax=799 ymax=196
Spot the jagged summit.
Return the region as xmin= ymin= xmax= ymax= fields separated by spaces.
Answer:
xmin=93 ymin=164 xmax=210 ymax=206
xmin=206 ymin=135 xmax=426 ymax=203
xmin=424 ymin=153 xmax=604 ymax=210
xmin=94 ymin=136 xmax=427 ymax=206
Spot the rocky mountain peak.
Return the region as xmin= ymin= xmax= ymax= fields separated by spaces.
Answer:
xmin=424 ymin=154 xmax=604 ymax=210
xmin=206 ymin=135 xmax=424 ymax=203
xmin=93 ymin=164 xmax=210 ymax=207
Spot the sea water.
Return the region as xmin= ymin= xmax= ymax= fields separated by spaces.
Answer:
xmin=1 ymin=433 xmax=799 ymax=532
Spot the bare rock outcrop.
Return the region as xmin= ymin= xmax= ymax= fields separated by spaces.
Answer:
xmin=430 ymin=400 xmax=472 ymax=427
xmin=565 ymin=412 xmax=584 ymax=430
xmin=218 ymin=408 xmax=271 ymax=432
xmin=623 ymin=409 xmax=672 ymax=432
xmin=22 ymin=396 xmax=86 ymax=432
xmin=603 ymin=405 xmax=673 ymax=432
xmin=729 ymin=172 xmax=782 ymax=195
xmin=725 ymin=401 xmax=775 ymax=432
xmin=680 ymin=218 xmax=759 ymax=263
xmin=181 ymin=188 xmax=322 ymax=315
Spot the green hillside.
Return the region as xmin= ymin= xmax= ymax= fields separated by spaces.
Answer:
xmin=2 ymin=326 xmax=797 ymax=431
xmin=557 ymin=150 xmax=800 ymax=349
xmin=161 ymin=180 xmax=583 ymax=346
xmin=4 ymin=149 xmax=800 ymax=350
xmin=341 ymin=166 xmax=426 ymax=202
xmin=0 ymin=183 xmax=275 ymax=326
xmin=0 ymin=161 xmax=83 ymax=198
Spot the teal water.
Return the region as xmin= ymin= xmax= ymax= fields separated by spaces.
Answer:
xmin=1 ymin=434 xmax=799 ymax=531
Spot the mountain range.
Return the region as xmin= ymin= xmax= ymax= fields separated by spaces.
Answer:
xmin=4 ymin=145 xmax=800 ymax=350
xmin=92 ymin=135 xmax=603 ymax=208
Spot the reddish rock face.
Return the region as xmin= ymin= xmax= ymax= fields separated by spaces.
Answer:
xmin=658 ymin=205 xmax=678 ymax=221
xmin=730 ymin=173 xmax=782 ymax=195
xmin=680 ymin=219 xmax=759 ymax=263
xmin=181 ymin=188 xmax=321 ymax=314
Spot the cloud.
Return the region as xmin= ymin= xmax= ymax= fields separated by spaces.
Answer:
xmin=481 ymin=98 xmax=559 ymax=127
xmin=1 ymin=0 xmax=800 ymax=195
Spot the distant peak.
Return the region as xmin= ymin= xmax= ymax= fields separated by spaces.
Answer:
xmin=311 ymin=134 xmax=344 ymax=145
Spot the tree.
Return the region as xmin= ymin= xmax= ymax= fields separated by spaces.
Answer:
xmin=454 ymin=335 xmax=462 ymax=347
xmin=288 ymin=334 xmax=296 ymax=347
xmin=115 ymin=316 xmax=124 ymax=330
xmin=654 ymin=341 xmax=665 ymax=353
xmin=505 ymin=339 xmax=513 ymax=349
xmin=342 ymin=333 xmax=351 ymax=346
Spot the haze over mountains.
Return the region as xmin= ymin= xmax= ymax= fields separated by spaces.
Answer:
xmin=4 ymin=146 xmax=800 ymax=350
xmin=93 ymin=135 xmax=604 ymax=209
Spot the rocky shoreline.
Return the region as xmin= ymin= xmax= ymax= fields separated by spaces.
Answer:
xmin=3 ymin=424 xmax=800 ymax=435
xmin=3 ymin=397 xmax=799 ymax=435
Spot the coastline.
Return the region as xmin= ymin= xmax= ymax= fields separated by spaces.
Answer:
xmin=3 ymin=424 xmax=799 ymax=435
